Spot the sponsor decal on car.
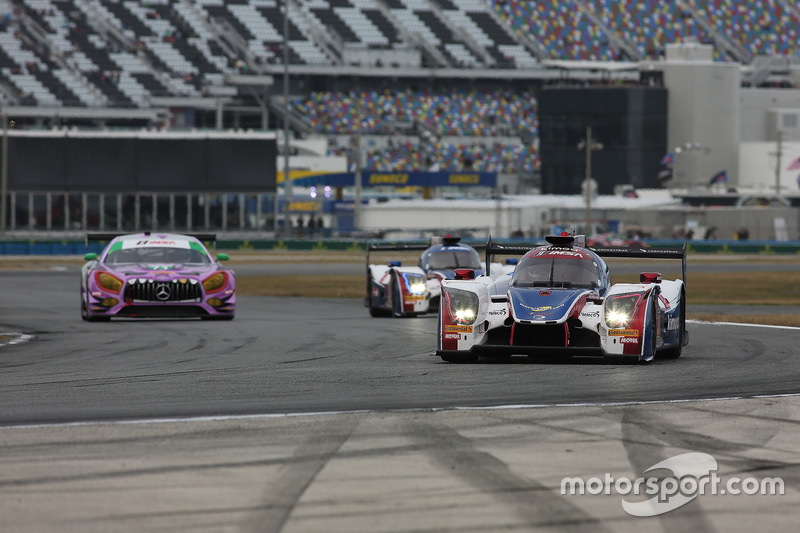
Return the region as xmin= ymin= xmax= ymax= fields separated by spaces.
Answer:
xmin=620 ymin=337 xmax=639 ymax=344
xmin=609 ymin=329 xmax=639 ymax=336
xmin=580 ymin=310 xmax=600 ymax=318
xmin=534 ymin=249 xmax=584 ymax=258
xmin=444 ymin=333 xmax=461 ymax=340
xmin=123 ymin=239 xmax=190 ymax=249
xmin=445 ymin=325 xmax=473 ymax=333
xmin=488 ymin=309 xmax=507 ymax=316
xmin=520 ymin=303 xmax=560 ymax=312
xmin=404 ymin=295 xmax=425 ymax=302
xmin=668 ymin=317 xmax=680 ymax=330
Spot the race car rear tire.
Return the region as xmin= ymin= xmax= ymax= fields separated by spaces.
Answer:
xmin=440 ymin=353 xmax=479 ymax=363
xmin=391 ymin=276 xmax=403 ymax=317
xmin=659 ymin=292 xmax=685 ymax=359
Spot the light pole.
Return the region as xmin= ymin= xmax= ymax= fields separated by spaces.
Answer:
xmin=577 ymin=126 xmax=602 ymax=237
xmin=0 ymin=112 xmax=7 ymax=236
xmin=277 ymin=0 xmax=292 ymax=237
xmin=350 ymin=134 xmax=362 ymax=232
xmin=772 ymin=130 xmax=783 ymax=195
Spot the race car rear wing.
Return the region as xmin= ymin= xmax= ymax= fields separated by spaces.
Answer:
xmin=483 ymin=236 xmax=687 ymax=286
xmin=482 ymin=236 xmax=542 ymax=271
xmin=588 ymin=244 xmax=687 ymax=287
xmin=366 ymin=237 xmax=495 ymax=270
xmin=365 ymin=242 xmax=432 ymax=271
xmin=86 ymin=232 xmax=217 ymax=245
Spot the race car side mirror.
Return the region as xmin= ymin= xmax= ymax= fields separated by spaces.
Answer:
xmin=217 ymin=253 xmax=229 ymax=261
xmin=454 ymin=269 xmax=475 ymax=280
xmin=84 ymin=252 xmax=97 ymax=261
xmin=640 ymin=272 xmax=662 ymax=284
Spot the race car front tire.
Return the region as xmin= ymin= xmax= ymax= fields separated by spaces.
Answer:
xmin=81 ymin=291 xmax=88 ymax=321
xmin=369 ymin=306 xmax=391 ymax=317
xmin=438 ymin=352 xmax=479 ymax=363
xmin=83 ymin=292 xmax=111 ymax=321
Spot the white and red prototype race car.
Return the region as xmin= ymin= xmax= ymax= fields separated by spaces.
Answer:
xmin=436 ymin=234 xmax=687 ymax=363
xmin=365 ymin=236 xmax=515 ymax=318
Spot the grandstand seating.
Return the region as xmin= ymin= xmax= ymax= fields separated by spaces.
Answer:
xmin=687 ymin=0 xmax=800 ymax=59
xmin=584 ymin=0 xmax=716 ymax=60
xmin=493 ymin=0 xmax=615 ymax=61
xmin=1 ymin=0 xmax=797 ymax=111
xmin=292 ymin=86 xmax=538 ymax=137
xmin=364 ymin=140 xmax=539 ymax=175
xmin=297 ymin=84 xmax=539 ymax=174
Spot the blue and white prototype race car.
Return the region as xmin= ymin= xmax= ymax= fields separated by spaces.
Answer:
xmin=436 ymin=234 xmax=687 ymax=363
xmin=366 ymin=236 xmax=512 ymax=318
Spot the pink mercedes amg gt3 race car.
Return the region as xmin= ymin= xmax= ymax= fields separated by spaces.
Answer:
xmin=81 ymin=232 xmax=234 ymax=321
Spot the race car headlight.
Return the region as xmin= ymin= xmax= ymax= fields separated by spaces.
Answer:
xmin=443 ymin=287 xmax=479 ymax=325
xmin=203 ymin=272 xmax=228 ymax=294
xmin=604 ymin=293 xmax=642 ymax=328
xmin=95 ymin=272 xmax=123 ymax=293
xmin=402 ymin=272 xmax=427 ymax=295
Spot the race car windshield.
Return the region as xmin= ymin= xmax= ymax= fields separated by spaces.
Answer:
xmin=428 ymin=250 xmax=482 ymax=270
xmin=105 ymin=246 xmax=211 ymax=265
xmin=510 ymin=256 xmax=600 ymax=289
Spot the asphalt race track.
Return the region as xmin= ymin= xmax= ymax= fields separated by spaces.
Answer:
xmin=1 ymin=264 xmax=800 ymax=531
xmin=0 ymin=267 xmax=798 ymax=425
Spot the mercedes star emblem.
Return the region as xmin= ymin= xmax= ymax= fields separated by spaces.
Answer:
xmin=155 ymin=283 xmax=171 ymax=301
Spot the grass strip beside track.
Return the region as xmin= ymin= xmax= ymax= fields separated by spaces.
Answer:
xmin=236 ymin=271 xmax=800 ymax=306
xmin=5 ymin=252 xmax=800 ymax=325
xmin=236 ymin=272 xmax=800 ymax=327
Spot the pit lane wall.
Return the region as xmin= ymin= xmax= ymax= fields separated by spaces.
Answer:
xmin=2 ymin=239 xmax=800 ymax=255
